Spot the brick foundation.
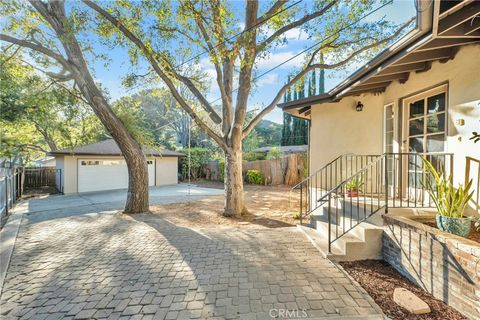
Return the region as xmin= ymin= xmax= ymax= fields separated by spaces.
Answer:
xmin=383 ymin=214 xmax=480 ymax=319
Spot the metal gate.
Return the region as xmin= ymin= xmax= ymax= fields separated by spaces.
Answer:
xmin=23 ymin=167 xmax=62 ymax=192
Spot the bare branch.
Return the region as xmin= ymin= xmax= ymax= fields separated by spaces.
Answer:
xmin=257 ymin=0 xmax=338 ymax=52
xmin=257 ymin=1 xmax=287 ymax=25
xmin=0 ymin=34 xmax=70 ymax=69
xmin=82 ymin=0 xmax=223 ymax=126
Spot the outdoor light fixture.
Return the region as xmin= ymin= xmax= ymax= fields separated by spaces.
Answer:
xmin=356 ymin=101 xmax=364 ymax=112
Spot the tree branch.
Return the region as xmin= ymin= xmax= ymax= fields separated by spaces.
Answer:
xmin=244 ymin=18 xmax=414 ymax=137
xmin=83 ymin=0 xmax=223 ymax=125
xmin=257 ymin=0 xmax=338 ymax=52
xmin=0 ymin=34 xmax=70 ymax=69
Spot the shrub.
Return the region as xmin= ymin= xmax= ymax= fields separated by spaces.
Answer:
xmin=266 ymin=146 xmax=284 ymax=160
xmin=243 ymin=151 xmax=266 ymax=162
xmin=181 ymin=147 xmax=212 ymax=180
xmin=422 ymin=157 xmax=473 ymax=218
xmin=246 ymin=170 xmax=263 ymax=185
xmin=218 ymin=159 xmax=225 ymax=181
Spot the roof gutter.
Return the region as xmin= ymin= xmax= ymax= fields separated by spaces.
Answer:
xmin=278 ymin=0 xmax=434 ymax=111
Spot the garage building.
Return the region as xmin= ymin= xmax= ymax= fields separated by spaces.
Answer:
xmin=49 ymin=139 xmax=184 ymax=194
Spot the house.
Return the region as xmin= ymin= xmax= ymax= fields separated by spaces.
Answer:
xmin=279 ymin=1 xmax=480 ymax=318
xmin=32 ymin=156 xmax=56 ymax=167
xmin=49 ymin=139 xmax=184 ymax=194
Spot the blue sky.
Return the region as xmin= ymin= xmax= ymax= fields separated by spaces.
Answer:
xmin=89 ymin=0 xmax=417 ymax=124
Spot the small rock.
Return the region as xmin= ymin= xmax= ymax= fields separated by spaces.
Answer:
xmin=393 ymin=288 xmax=431 ymax=314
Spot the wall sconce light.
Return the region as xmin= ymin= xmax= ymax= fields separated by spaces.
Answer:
xmin=356 ymin=101 xmax=364 ymax=112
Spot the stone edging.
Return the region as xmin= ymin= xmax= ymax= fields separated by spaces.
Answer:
xmin=0 ymin=201 xmax=27 ymax=295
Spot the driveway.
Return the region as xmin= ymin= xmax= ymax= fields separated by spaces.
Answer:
xmin=23 ymin=184 xmax=224 ymax=223
xmin=0 ymin=185 xmax=383 ymax=319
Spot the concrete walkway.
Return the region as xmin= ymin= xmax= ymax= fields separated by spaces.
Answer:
xmin=0 ymin=185 xmax=383 ymax=319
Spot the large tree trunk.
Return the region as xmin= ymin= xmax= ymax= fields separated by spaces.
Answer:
xmin=32 ymin=0 xmax=150 ymax=214
xmin=224 ymin=147 xmax=246 ymax=217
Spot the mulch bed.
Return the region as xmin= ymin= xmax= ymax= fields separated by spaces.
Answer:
xmin=340 ymin=260 xmax=466 ymax=320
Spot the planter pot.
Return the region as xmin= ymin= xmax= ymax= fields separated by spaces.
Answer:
xmin=346 ymin=190 xmax=359 ymax=197
xmin=435 ymin=214 xmax=471 ymax=238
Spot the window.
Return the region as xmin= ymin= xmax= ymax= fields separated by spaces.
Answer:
xmin=404 ymin=85 xmax=447 ymax=189
xmin=102 ymin=160 xmax=122 ymax=165
xmin=81 ymin=160 xmax=100 ymax=166
xmin=406 ymin=88 xmax=447 ymax=154
xmin=147 ymin=160 xmax=153 ymax=164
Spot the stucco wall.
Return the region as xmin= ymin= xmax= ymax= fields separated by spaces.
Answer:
xmin=309 ymin=44 xmax=480 ymax=191
xmin=57 ymin=155 xmax=179 ymax=194
xmin=155 ymin=157 xmax=178 ymax=186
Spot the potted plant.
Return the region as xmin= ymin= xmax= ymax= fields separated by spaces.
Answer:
xmin=345 ymin=177 xmax=364 ymax=197
xmin=423 ymin=158 xmax=473 ymax=238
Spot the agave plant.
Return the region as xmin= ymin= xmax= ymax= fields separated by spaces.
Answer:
xmin=346 ymin=177 xmax=364 ymax=191
xmin=422 ymin=158 xmax=474 ymax=218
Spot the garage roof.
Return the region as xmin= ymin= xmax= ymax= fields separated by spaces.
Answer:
xmin=49 ymin=139 xmax=185 ymax=157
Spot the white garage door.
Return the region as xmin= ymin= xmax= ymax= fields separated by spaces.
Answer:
xmin=78 ymin=159 xmax=155 ymax=193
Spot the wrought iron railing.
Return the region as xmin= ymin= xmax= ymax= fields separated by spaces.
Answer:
xmin=292 ymin=154 xmax=381 ymax=224
xmin=293 ymin=152 xmax=454 ymax=253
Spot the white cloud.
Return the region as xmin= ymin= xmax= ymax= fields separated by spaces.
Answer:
xmin=256 ymin=73 xmax=279 ymax=87
xmin=284 ymin=28 xmax=309 ymax=41
xmin=255 ymin=51 xmax=307 ymax=70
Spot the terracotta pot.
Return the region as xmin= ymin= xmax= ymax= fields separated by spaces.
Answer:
xmin=435 ymin=214 xmax=471 ymax=238
xmin=346 ymin=190 xmax=359 ymax=197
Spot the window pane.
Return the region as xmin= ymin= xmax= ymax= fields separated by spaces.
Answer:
xmin=408 ymin=154 xmax=422 ymax=170
xmin=426 ymin=134 xmax=445 ymax=152
xmin=427 ymin=93 xmax=445 ymax=114
xmin=386 ymin=119 xmax=393 ymax=132
xmin=409 ymin=137 xmax=424 ymax=153
xmin=425 ymin=154 xmax=446 ymax=175
xmin=409 ymin=99 xmax=424 ymax=118
xmin=409 ymin=118 xmax=424 ymax=136
xmin=426 ymin=113 xmax=445 ymax=133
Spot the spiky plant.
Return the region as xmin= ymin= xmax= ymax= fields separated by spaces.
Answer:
xmin=422 ymin=158 xmax=473 ymax=218
xmin=346 ymin=177 xmax=364 ymax=192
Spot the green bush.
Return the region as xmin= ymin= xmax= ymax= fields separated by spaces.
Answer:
xmin=218 ymin=159 xmax=225 ymax=181
xmin=243 ymin=151 xmax=266 ymax=162
xmin=266 ymin=146 xmax=284 ymax=160
xmin=181 ymin=147 xmax=212 ymax=180
xmin=246 ymin=170 xmax=263 ymax=185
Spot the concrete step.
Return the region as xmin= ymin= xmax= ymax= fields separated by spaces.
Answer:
xmin=307 ymin=216 xmax=384 ymax=261
xmin=297 ymin=225 xmax=347 ymax=261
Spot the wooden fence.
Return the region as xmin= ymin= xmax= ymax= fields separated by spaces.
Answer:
xmin=205 ymin=153 xmax=307 ymax=186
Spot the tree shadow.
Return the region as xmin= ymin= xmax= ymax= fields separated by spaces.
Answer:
xmin=1 ymin=207 xmax=381 ymax=319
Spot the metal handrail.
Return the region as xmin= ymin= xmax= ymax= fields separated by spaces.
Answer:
xmin=321 ymin=152 xmax=454 ymax=253
xmin=292 ymin=154 xmax=381 ymax=224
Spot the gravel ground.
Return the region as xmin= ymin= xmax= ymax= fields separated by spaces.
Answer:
xmin=340 ymin=260 xmax=466 ymax=320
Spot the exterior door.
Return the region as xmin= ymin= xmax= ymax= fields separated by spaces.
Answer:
xmin=403 ymin=84 xmax=448 ymax=202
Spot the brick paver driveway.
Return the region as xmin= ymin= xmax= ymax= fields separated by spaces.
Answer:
xmin=1 ymin=194 xmax=382 ymax=319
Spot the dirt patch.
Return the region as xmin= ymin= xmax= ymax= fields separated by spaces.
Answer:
xmin=340 ymin=260 xmax=466 ymax=320
xmin=23 ymin=186 xmax=60 ymax=196
xmin=150 ymin=182 xmax=300 ymax=229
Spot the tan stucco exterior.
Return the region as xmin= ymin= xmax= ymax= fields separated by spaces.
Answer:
xmin=155 ymin=156 xmax=179 ymax=186
xmin=310 ymin=45 xmax=480 ymax=172
xmin=309 ymin=44 xmax=480 ymax=212
xmin=56 ymin=155 xmax=179 ymax=194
